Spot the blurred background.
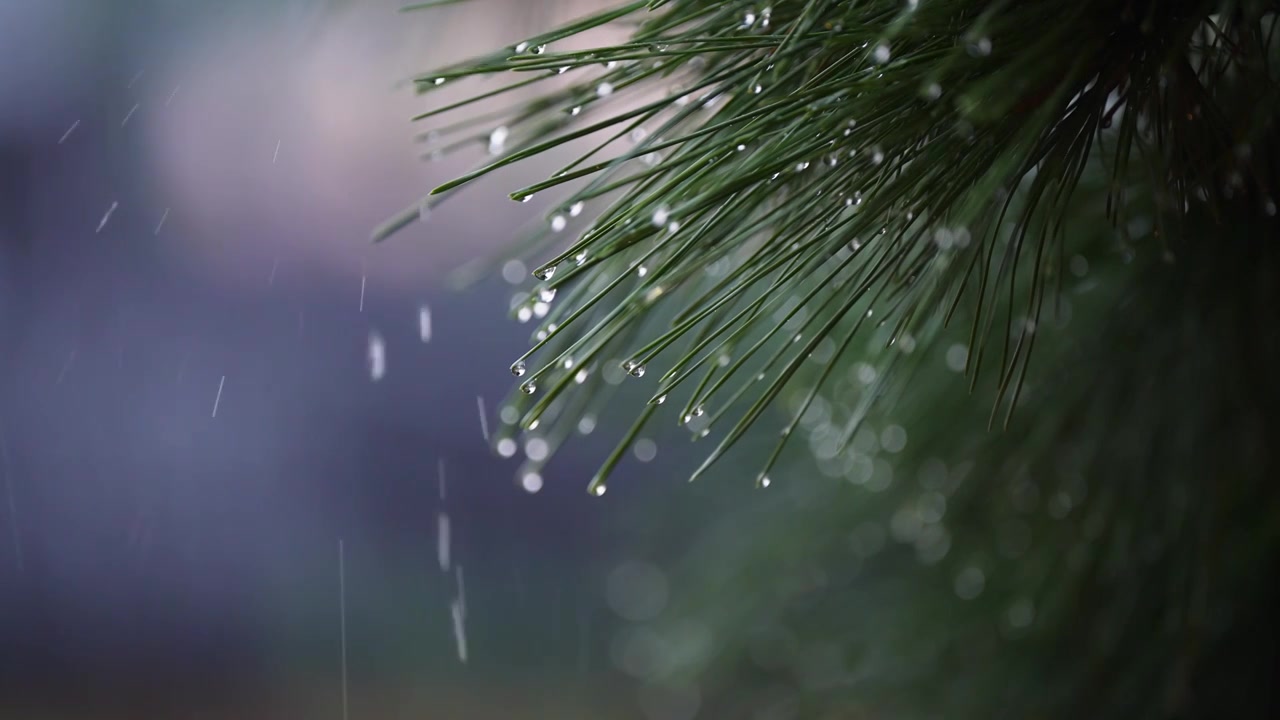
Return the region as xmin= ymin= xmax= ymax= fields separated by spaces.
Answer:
xmin=0 ymin=1 xmax=715 ymax=717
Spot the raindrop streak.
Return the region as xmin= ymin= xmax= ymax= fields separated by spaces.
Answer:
xmin=268 ymin=258 xmax=279 ymax=287
xmin=165 ymin=84 xmax=182 ymax=107
xmin=58 ymin=120 xmax=80 ymax=145
xmin=96 ymin=202 xmax=119 ymax=233
xmin=437 ymin=512 xmax=451 ymax=572
xmin=451 ymin=598 xmax=468 ymax=664
xmin=476 ymin=396 xmax=490 ymax=442
xmin=438 ymin=459 xmax=447 ymax=500
xmin=211 ymin=375 xmax=225 ymax=417
xmin=153 ymin=208 xmax=170 ymax=236
xmin=272 ymin=139 xmax=281 ymax=164
xmin=120 ymin=103 xmax=140 ymax=128
xmin=338 ymin=539 xmax=349 ymax=720
xmin=367 ymin=332 xmax=386 ymax=381
xmin=127 ymin=69 xmax=144 ymax=88
xmin=419 ymin=305 xmax=432 ymax=342
xmin=1 ymin=429 xmax=23 ymax=573
xmin=359 ymin=275 xmax=367 ymax=312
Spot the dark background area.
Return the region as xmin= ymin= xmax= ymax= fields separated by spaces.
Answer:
xmin=0 ymin=1 xmax=716 ymax=717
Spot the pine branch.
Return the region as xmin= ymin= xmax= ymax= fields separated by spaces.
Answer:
xmin=384 ymin=0 xmax=1280 ymax=493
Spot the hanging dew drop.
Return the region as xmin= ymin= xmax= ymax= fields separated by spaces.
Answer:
xmin=596 ymin=82 xmax=614 ymax=98
xmin=574 ymin=369 xmax=589 ymax=384
xmin=533 ymin=265 xmax=557 ymax=281
xmin=592 ymin=485 xmax=607 ymax=497
xmin=515 ymin=42 xmax=529 ymax=53
xmin=488 ymin=126 xmax=509 ymax=155
xmin=652 ymin=205 xmax=670 ymax=226
xmin=520 ymin=381 xmax=537 ymax=395
xmin=550 ymin=215 xmax=567 ymax=232
xmin=760 ymin=476 xmax=772 ymax=488
xmin=637 ymin=265 xmax=648 ymax=278
xmin=629 ymin=364 xmax=646 ymax=378
xmin=511 ymin=361 xmax=527 ymax=377
xmin=516 ymin=307 xmax=532 ymax=323
xmin=573 ymin=251 xmax=587 ymax=266
xmin=569 ymin=201 xmax=585 ymax=217
xmin=538 ymin=288 xmax=556 ymax=303
xmin=533 ymin=45 xmax=546 ymax=55
xmin=433 ymin=78 xmax=445 ymax=86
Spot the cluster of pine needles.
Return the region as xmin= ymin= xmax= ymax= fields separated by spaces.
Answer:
xmin=378 ymin=0 xmax=1280 ymax=494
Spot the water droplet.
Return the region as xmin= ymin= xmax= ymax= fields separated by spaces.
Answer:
xmin=744 ymin=10 xmax=757 ymax=26
xmin=562 ymin=356 xmax=575 ymax=370
xmin=628 ymin=363 xmax=646 ymax=378
xmin=538 ymin=287 xmax=556 ymax=303
xmin=533 ymin=265 xmax=557 ymax=281
xmin=596 ymin=82 xmax=614 ymax=98
xmin=487 ymin=126 xmax=509 ymax=155
xmin=516 ymin=306 xmax=533 ymax=323
xmin=520 ymin=381 xmax=537 ymax=395
xmin=515 ymin=42 xmax=529 ymax=53
xmin=873 ymin=43 xmax=891 ymax=64
xmin=574 ymin=368 xmax=589 ymax=384
xmin=525 ymin=438 xmax=549 ymax=462
xmin=533 ymin=45 xmax=546 ymax=55
xmin=693 ymin=406 xmax=705 ymax=417
xmin=753 ymin=84 xmax=763 ymax=94
xmin=633 ymin=439 xmax=658 ymax=462
xmin=795 ymin=161 xmax=810 ymax=172
xmin=521 ymin=472 xmax=543 ymax=493
xmin=737 ymin=144 xmax=747 ymax=151
xmin=578 ymin=415 xmax=597 ymax=434
xmin=433 ymin=78 xmax=445 ymax=86
xmin=760 ymin=476 xmax=771 ymax=488
xmin=570 ymin=106 xmax=582 ymax=116
xmin=511 ymin=361 xmax=527 ymax=377
xmin=497 ymin=438 xmax=517 ymax=457
xmin=550 ymin=215 xmax=567 ymax=232
xmin=655 ymin=394 xmax=667 ymax=405
xmin=569 ymin=202 xmax=585 ymax=218
xmin=532 ymin=301 xmax=550 ymax=319
xmin=574 ymin=251 xmax=588 ymax=266
xmin=968 ymin=37 xmax=992 ymax=57
xmin=651 ymin=205 xmax=671 ymax=226
xmin=592 ymin=485 xmax=607 ymax=497
xmin=637 ymin=265 xmax=648 ymax=278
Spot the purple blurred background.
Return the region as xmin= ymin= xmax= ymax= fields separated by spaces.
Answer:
xmin=0 ymin=2 xmax=714 ymax=717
